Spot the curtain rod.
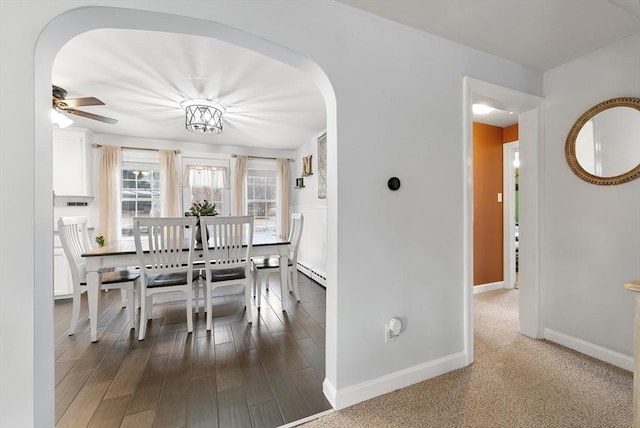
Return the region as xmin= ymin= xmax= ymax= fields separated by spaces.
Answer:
xmin=231 ymin=154 xmax=294 ymax=161
xmin=91 ymin=143 xmax=181 ymax=154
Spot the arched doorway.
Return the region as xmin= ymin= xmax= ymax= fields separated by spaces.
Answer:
xmin=35 ymin=7 xmax=337 ymax=424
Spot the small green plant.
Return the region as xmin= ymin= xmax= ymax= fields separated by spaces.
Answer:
xmin=187 ymin=200 xmax=218 ymax=217
xmin=95 ymin=235 xmax=105 ymax=247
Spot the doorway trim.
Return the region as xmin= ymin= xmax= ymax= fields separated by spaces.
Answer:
xmin=503 ymin=141 xmax=519 ymax=290
xmin=463 ymin=77 xmax=544 ymax=365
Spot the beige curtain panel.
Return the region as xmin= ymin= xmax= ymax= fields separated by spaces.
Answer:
xmin=232 ymin=156 xmax=247 ymax=215
xmin=277 ymin=158 xmax=290 ymax=239
xmin=159 ymin=149 xmax=180 ymax=217
xmin=98 ymin=145 xmax=122 ymax=244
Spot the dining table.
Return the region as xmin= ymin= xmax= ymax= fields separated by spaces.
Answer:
xmin=82 ymin=233 xmax=292 ymax=342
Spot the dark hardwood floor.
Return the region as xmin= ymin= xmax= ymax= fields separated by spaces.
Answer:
xmin=54 ymin=272 xmax=329 ymax=428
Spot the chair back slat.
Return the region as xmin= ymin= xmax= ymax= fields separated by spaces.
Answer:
xmin=134 ymin=217 xmax=197 ymax=275
xmin=58 ymin=216 xmax=91 ymax=284
xmin=201 ymin=216 xmax=253 ymax=269
xmin=288 ymin=213 xmax=304 ymax=262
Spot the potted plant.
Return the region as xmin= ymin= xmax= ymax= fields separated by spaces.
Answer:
xmin=187 ymin=200 xmax=218 ymax=217
xmin=186 ymin=200 xmax=218 ymax=244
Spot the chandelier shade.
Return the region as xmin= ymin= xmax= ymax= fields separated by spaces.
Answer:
xmin=184 ymin=104 xmax=223 ymax=134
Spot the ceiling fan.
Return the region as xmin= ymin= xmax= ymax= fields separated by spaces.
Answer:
xmin=52 ymin=85 xmax=118 ymax=125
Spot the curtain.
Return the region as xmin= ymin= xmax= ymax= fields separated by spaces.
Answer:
xmin=182 ymin=165 xmax=229 ymax=189
xmin=277 ymin=158 xmax=290 ymax=239
xmin=182 ymin=165 xmax=229 ymax=214
xmin=159 ymin=149 xmax=180 ymax=217
xmin=98 ymin=145 xmax=122 ymax=244
xmin=232 ymin=155 xmax=247 ymax=215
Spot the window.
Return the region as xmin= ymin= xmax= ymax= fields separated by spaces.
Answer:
xmin=247 ymin=169 xmax=276 ymax=234
xmin=121 ymin=163 xmax=160 ymax=237
xmin=183 ymin=164 xmax=228 ymax=216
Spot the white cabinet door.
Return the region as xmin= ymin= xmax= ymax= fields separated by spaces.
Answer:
xmin=53 ymin=236 xmax=73 ymax=297
xmin=53 ymin=128 xmax=90 ymax=196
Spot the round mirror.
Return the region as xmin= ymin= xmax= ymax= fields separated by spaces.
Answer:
xmin=565 ymin=97 xmax=640 ymax=185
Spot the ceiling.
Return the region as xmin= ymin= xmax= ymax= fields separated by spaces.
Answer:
xmin=52 ymin=1 xmax=640 ymax=146
xmin=53 ymin=29 xmax=327 ymax=151
xmin=337 ymin=0 xmax=640 ymax=71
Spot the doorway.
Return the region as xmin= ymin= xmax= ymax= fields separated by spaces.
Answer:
xmin=463 ymin=77 xmax=544 ymax=365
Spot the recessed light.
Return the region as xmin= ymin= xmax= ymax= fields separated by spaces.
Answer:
xmin=472 ymin=104 xmax=495 ymax=115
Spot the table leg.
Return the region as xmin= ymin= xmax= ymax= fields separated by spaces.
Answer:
xmin=87 ymin=271 xmax=100 ymax=342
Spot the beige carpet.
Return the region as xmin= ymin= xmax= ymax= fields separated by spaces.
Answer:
xmin=302 ymin=289 xmax=633 ymax=428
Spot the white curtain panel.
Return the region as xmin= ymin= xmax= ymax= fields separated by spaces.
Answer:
xmin=182 ymin=165 xmax=229 ymax=189
xmin=159 ymin=149 xmax=180 ymax=217
xmin=232 ymin=156 xmax=247 ymax=215
xmin=277 ymin=158 xmax=290 ymax=239
xmin=182 ymin=165 xmax=229 ymax=214
xmin=98 ymin=145 xmax=122 ymax=244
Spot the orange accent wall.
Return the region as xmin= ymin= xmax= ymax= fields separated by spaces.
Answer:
xmin=503 ymin=124 xmax=518 ymax=143
xmin=473 ymin=123 xmax=505 ymax=285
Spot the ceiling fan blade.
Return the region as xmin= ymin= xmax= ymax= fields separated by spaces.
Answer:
xmin=66 ymin=108 xmax=118 ymax=125
xmin=61 ymin=97 xmax=105 ymax=108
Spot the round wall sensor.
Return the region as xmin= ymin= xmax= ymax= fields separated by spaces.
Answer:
xmin=388 ymin=177 xmax=401 ymax=191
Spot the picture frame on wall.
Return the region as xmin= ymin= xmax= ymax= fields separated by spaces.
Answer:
xmin=318 ymin=133 xmax=327 ymax=199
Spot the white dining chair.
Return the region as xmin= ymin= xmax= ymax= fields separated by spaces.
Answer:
xmin=199 ymin=215 xmax=254 ymax=331
xmin=58 ymin=216 xmax=139 ymax=336
xmin=133 ymin=216 xmax=199 ymax=340
xmin=251 ymin=212 xmax=304 ymax=310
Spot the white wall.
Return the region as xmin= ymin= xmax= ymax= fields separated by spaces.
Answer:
xmin=542 ymin=34 xmax=640 ymax=362
xmin=291 ymin=134 xmax=327 ymax=280
xmin=0 ymin=1 xmax=542 ymax=424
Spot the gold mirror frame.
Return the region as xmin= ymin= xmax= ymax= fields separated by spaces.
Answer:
xmin=565 ymin=97 xmax=640 ymax=185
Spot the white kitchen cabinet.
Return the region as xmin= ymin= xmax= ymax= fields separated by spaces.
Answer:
xmin=53 ymin=234 xmax=73 ymax=298
xmin=53 ymin=127 xmax=92 ymax=196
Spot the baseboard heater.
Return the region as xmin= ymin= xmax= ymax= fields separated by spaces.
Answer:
xmin=297 ymin=261 xmax=327 ymax=287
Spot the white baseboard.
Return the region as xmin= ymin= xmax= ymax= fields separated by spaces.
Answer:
xmin=473 ymin=281 xmax=504 ymax=294
xmin=544 ymin=328 xmax=633 ymax=372
xmin=323 ymin=352 xmax=467 ymax=410
xmin=322 ymin=379 xmax=337 ymax=409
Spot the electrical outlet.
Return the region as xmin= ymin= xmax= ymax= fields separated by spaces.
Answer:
xmin=385 ymin=322 xmax=396 ymax=343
